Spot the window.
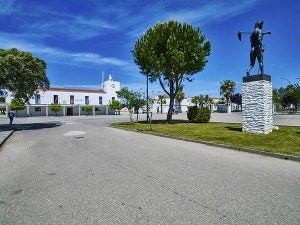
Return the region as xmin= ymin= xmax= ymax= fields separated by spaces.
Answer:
xmin=99 ymin=96 xmax=103 ymax=105
xmin=85 ymin=96 xmax=89 ymax=105
xmin=35 ymin=94 xmax=41 ymax=104
xmin=70 ymin=95 xmax=74 ymax=104
xmin=95 ymin=107 xmax=99 ymax=111
xmin=112 ymin=97 xmax=115 ymax=101
xmin=53 ymin=95 xmax=58 ymax=104
xmin=35 ymin=107 xmax=41 ymax=112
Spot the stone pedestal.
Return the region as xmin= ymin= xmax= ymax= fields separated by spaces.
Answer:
xmin=242 ymin=74 xmax=273 ymax=134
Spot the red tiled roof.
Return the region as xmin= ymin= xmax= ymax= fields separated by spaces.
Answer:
xmin=37 ymin=87 xmax=106 ymax=93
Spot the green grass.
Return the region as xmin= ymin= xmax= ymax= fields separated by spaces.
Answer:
xmin=111 ymin=120 xmax=300 ymax=157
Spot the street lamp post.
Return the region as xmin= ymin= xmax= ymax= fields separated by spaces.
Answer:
xmin=281 ymin=77 xmax=291 ymax=85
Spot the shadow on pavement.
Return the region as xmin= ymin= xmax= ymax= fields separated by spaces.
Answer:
xmin=0 ymin=121 xmax=62 ymax=131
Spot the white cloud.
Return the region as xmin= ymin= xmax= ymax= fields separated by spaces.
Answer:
xmin=25 ymin=14 xmax=117 ymax=40
xmin=126 ymin=0 xmax=258 ymax=39
xmin=0 ymin=35 xmax=129 ymax=67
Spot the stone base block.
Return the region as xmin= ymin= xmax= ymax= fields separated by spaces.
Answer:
xmin=242 ymin=74 xmax=273 ymax=134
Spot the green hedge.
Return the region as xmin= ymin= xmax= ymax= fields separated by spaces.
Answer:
xmin=187 ymin=106 xmax=211 ymax=123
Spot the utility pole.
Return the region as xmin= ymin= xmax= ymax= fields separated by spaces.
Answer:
xmin=281 ymin=77 xmax=291 ymax=85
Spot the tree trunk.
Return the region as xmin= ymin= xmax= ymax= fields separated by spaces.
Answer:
xmin=167 ymin=95 xmax=175 ymax=122
xmin=160 ymin=103 xmax=163 ymax=113
xmin=129 ymin=110 xmax=133 ymax=122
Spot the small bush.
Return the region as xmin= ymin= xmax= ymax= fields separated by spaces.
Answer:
xmin=187 ymin=106 xmax=198 ymax=121
xmin=196 ymin=107 xmax=211 ymax=123
xmin=82 ymin=105 xmax=93 ymax=115
xmin=48 ymin=103 xmax=62 ymax=116
xmin=10 ymin=98 xmax=26 ymax=111
xmin=187 ymin=106 xmax=211 ymax=123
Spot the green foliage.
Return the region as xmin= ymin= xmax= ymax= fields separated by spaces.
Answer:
xmin=197 ymin=107 xmax=211 ymax=122
xmin=273 ymin=84 xmax=300 ymax=111
xmin=273 ymin=88 xmax=283 ymax=105
xmin=157 ymin=95 xmax=166 ymax=113
xmin=220 ymin=80 xmax=236 ymax=105
xmin=133 ymin=20 xmax=211 ymax=122
xmin=9 ymin=98 xmax=26 ymax=111
xmin=48 ymin=103 xmax=62 ymax=116
xmin=82 ymin=105 xmax=93 ymax=115
xmin=187 ymin=106 xmax=211 ymax=123
xmin=217 ymin=98 xmax=226 ymax=104
xmin=116 ymin=88 xmax=145 ymax=121
xmin=175 ymin=87 xmax=185 ymax=103
xmin=187 ymin=106 xmax=198 ymax=121
xmin=108 ymin=100 xmax=122 ymax=114
xmin=0 ymin=96 xmax=5 ymax=103
xmin=0 ymin=48 xmax=49 ymax=102
xmin=192 ymin=94 xmax=210 ymax=107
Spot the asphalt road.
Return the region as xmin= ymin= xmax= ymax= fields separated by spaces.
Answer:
xmin=0 ymin=114 xmax=300 ymax=224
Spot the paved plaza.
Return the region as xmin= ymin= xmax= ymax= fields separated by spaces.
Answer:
xmin=0 ymin=113 xmax=300 ymax=224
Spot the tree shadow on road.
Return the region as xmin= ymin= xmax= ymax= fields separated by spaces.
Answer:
xmin=0 ymin=121 xmax=62 ymax=131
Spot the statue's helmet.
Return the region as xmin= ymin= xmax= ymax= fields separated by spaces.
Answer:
xmin=255 ymin=20 xmax=264 ymax=29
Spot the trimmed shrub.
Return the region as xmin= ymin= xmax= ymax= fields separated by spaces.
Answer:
xmin=187 ymin=106 xmax=198 ymax=122
xmin=48 ymin=103 xmax=62 ymax=116
xmin=187 ymin=106 xmax=211 ymax=123
xmin=82 ymin=105 xmax=93 ymax=115
xmin=196 ymin=107 xmax=211 ymax=123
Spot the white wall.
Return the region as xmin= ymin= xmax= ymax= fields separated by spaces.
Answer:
xmin=5 ymin=75 xmax=120 ymax=106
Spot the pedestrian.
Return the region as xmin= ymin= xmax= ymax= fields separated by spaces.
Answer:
xmin=8 ymin=109 xmax=15 ymax=126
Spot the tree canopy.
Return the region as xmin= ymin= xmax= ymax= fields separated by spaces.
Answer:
xmin=108 ymin=100 xmax=122 ymax=114
xmin=220 ymin=80 xmax=236 ymax=105
xmin=133 ymin=20 xmax=211 ymax=122
xmin=48 ymin=103 xmax=62 ymax=116
xmin=116 ymin=88 xmax=145 ymax=122
xmin=273 ymin=83 xmax=300 ymax=111
xmin=9 ymin=98 xmax=26 ymax=111
xmin=82 ymin=105 xmax=93 ymax=115
xmin=175 ymin=86 xmax=185 ymax=104
xmin=192 ymin=94 xmax=211 ymax=107
xmin=157 ymin=95 xmax=166 ymax=113
xmin=0 ymin=48 xmax=49 ymax=102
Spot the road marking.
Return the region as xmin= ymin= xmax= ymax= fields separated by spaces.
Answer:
xmin=63 ymin=131 xmax=86 ymax=136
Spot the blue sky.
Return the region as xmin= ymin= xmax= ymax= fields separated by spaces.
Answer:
xmin=0 ymin=0 xmax=299 ymax=97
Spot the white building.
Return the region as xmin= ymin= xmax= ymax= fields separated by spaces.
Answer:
xmin=149 ymin=96 xmax=223 ymax=114
xmin=2 ymin=74 xmax=120 ymax=117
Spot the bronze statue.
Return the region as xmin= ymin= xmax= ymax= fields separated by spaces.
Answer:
xmin=238 ymin=20 xmax=271 ymax=76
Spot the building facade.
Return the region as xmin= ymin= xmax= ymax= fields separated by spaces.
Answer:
xmin=2 ymin=75 xmax=120 ymax=117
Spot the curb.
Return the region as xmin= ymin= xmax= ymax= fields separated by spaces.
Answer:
xmin=0 ymin=130 xmax=14 ymax=148
xmin=110 ymin=126 xmax=300 ymax=163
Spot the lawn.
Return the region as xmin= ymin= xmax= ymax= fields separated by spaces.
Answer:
xmin=111 ymin=120 xmax=300 ymax=157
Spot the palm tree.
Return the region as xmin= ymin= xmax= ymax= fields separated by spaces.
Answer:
xmin=175 ymin=87 xmax=185 ymax=113
xmin=192 ymin=94 xmax=209 ymax=107
xmin=220 ymin=80 xmax=236 ymax=112
xmin=157 ymin=95 xmax=166 ymax=113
